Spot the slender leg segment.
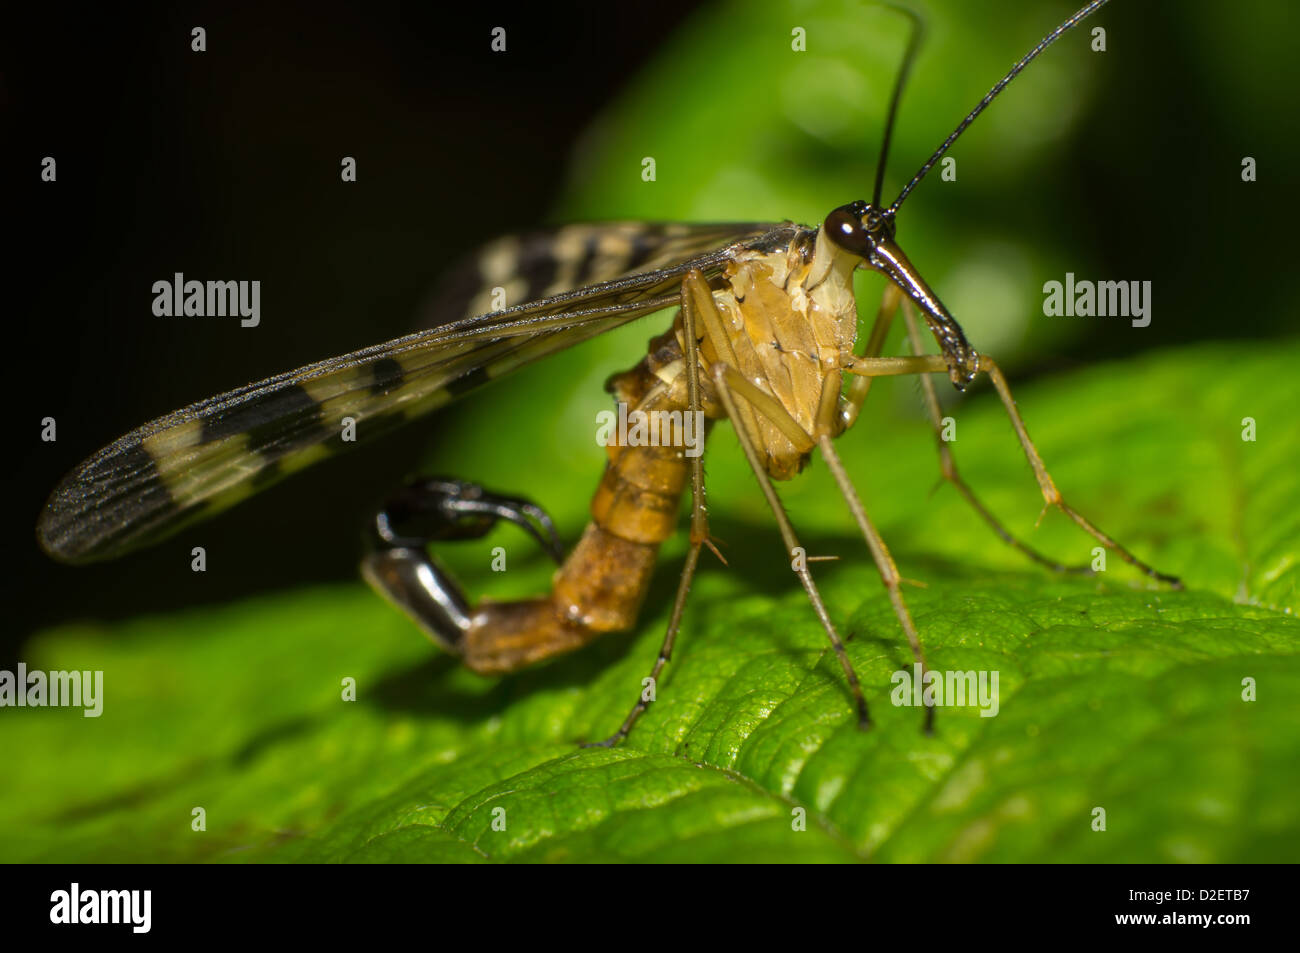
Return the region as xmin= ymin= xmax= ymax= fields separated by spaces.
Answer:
xmin=710 ymin=362 xmax=872 ymax=730
xmin=817 ymin=434 xmax=935 ymax=732
xmin=843 ymin=349 xmax=1182 ymax=588
xmin=977 ymin=354 xmax=1181 ymax=587
xmin=841 ymin=285 xmax=1090 ymax=580
xmin=897 ymin=300 xmax=1094 ymax=575
xmin=839 ymin=284 xmax=903 ymax=432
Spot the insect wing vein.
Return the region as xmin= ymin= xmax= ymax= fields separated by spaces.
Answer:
xmin=39 ymin=222 xmax=792 ymax=563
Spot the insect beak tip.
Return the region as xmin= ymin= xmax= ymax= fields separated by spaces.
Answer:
xmin=949 ymin=364 xmax=977 ymax=391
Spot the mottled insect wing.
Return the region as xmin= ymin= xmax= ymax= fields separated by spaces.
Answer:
xmin=39 ymin=221 xmax=791 ymax=564
xmin=422 ymin=221 xmax=779 ymax=328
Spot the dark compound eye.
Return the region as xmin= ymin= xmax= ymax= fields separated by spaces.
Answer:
xmin=824 ymin=204 xmax=874 ymax=258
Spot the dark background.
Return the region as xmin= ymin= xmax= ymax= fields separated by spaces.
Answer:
xmin=4 ymin=1 xmax=704 ymax=653
xmin=4 ymin=0 xmax=1295 ymax=656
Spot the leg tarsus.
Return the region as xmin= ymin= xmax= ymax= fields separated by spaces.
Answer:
xmin=880 ymin=301 xmax=1178 ymax=588
xmin=856 ymin=697 xmax=872 ymax=732
xmin=976 ymin=354 xmax=1183 ymax=589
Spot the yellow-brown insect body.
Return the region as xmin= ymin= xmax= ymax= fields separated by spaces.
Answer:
xmin=458 ymin=225 xmax=864 ymax=673
xmin=694 ymin=225 xmax=862 ymax=479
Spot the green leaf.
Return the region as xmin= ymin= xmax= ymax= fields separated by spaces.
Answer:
xmin=6 ymin=340 xmax=1298 ymax=863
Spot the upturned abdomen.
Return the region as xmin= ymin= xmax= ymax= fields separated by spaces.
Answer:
xmin=461 ymin=333 xmax=694 ymax=673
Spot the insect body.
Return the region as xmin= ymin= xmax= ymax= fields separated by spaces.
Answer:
xmin=363 ymin=221 xmax=871 ymax=673
xmin=38 ymin=0 xmax=1176 ymax=744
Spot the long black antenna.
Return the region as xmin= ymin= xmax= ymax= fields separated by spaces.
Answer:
xmin=871 ymin=3 xmax=926 ymax=208
xmin=888 ymin=0 xmax=1109 ymax=214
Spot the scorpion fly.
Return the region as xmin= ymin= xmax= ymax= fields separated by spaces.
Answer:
xmin=38 ymin=0 xmax=1179 ymax=745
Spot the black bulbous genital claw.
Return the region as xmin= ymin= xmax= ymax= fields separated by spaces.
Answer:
xmin=370 ymin=478 xmax=563 ymax=564
xmin=362 ymin=479 xmax=567 ymax=656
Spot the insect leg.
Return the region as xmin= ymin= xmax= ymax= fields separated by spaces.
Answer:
xmin=843 ymin=354 xmax=950 ymax=377
xmin=898 ymin=300 xmax=1094 ymax=575
xmin=591 ymin=270 xmax=716 ymax=748
xmin=840 ymin=283 xmax=903 ymax=432
xmin=711 ymin=362 xmax=872 ymax=730
xmin=756 ymin=292 xmax=938 ymax=729
xmin=975 ymin=354 xmax=1183 ymax=588
xmin=815 ymin=432 xmax=936 ymax=733
xmin=842 ymin=355 xmax=1182 ymax=588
